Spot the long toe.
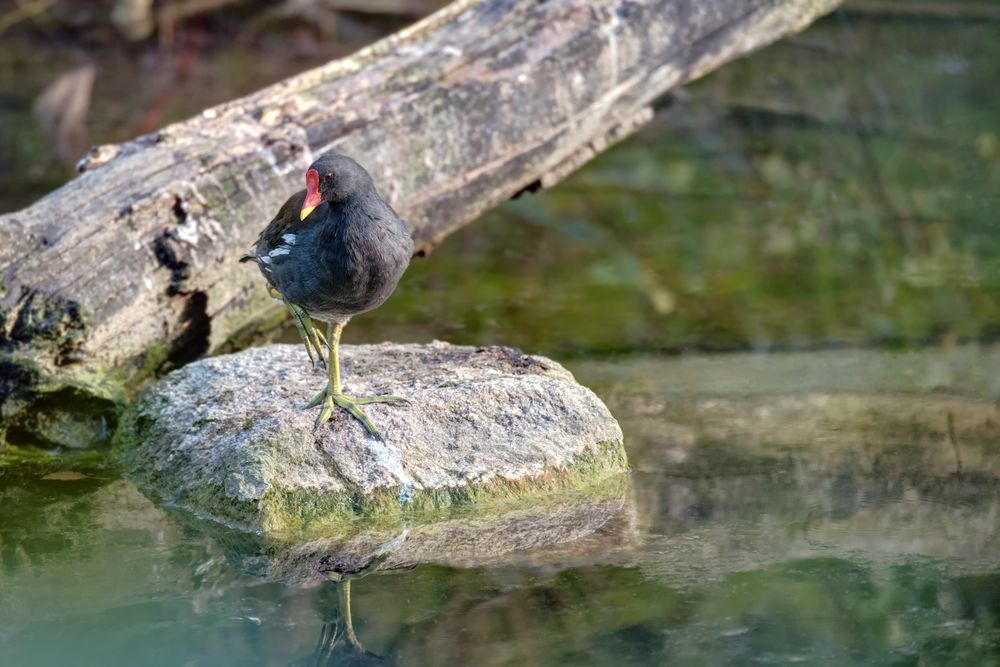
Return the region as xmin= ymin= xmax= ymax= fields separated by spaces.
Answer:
xmin=334 ymin=395 xmax=380 ymax=436
xmin=314 ymin=396 xmax=335 ymax=429
xmin=314 ymin=328 xmax=329 ymax=347
xmin=310 ymin=388 xmax=394 ymax=436
xmin=345 ymin=395 xmax=409 ymax=406
xmin=305 ymin=385 xmax=330 ymax=409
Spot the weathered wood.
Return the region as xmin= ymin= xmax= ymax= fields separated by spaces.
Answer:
xmin=0 ymin=0 xmax=840 ymax=444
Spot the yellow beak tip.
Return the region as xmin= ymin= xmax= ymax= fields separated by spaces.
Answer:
xmin=300 ymin=205 xmax=317 ymax=221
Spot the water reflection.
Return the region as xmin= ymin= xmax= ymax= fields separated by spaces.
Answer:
xmin=2 ymin=346 xmax=999 ymax=666
xmin=288 ymin=558 xmax=999 ymax=666
xmin=306 ymin=580 xmax=382 ymax=667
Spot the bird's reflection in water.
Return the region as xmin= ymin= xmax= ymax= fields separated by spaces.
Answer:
xmin=311 ymin=578 xmax=384 ymax=667
xmin=305 ymin=527 xmax=410 ymax=666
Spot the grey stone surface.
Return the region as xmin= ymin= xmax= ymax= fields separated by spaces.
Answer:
xmin=117 ymin=342 xmax=626 ymax=535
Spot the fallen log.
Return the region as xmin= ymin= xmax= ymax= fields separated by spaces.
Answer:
xmin=0 ymin=0 xmax=840 ymax=446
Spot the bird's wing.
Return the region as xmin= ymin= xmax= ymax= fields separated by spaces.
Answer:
xmin=259 ymin=189 xmax=309 ymax=251
xmin=239 ymin=189 xmax=309 ymax=266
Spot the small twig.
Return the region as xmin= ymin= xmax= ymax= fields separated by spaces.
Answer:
xmin=946 ymin=412 xmax=963 ymax=476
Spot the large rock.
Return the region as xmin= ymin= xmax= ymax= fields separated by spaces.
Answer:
xmin=116 ymin=342 xmax=627 ymax=536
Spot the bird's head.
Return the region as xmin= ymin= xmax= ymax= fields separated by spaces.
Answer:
xmin=300 ymin=152 xmax=374 ymax=220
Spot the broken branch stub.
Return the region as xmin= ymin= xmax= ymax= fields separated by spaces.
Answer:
xmin=0 ymin=0 xmax=840 ymax=446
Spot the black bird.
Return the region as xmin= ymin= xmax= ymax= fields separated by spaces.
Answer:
xmin=241 ymin=152 xmax=413 ymax=435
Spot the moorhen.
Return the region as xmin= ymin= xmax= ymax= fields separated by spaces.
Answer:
xmin=241 ymin=152 xmax=413 ymax=435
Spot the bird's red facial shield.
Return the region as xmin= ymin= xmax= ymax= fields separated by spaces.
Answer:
xmin=301 ymin=168 xmax=322 ymax=220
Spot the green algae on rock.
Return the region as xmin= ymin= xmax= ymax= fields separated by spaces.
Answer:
xmin=115 ymin=342 xmax=627 ymax=536
xmin=175 ymin=494 xmax=636 ymax=586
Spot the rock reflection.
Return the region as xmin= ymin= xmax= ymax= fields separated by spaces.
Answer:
xmin=202 ymin=495 xmax=637 ymax=586
xmin=574 ymin=349 xmax=1000 ymax=584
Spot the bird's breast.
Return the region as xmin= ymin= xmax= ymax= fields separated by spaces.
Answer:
xmin=293 ymin=221 xmax=409 ymax=317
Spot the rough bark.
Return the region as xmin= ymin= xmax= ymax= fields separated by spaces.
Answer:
xmin=0 ymin=0 xmax=840 ymax=444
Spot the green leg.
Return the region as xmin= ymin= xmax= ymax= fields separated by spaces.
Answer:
xmin=330 ymin=322 xmax=341 ymax=395
xmin=311 ymin=322 xmax=409 ymax=436
xmin=268 ymin=284 xmax=326 ymax=369
xmin=288 ymin=301 xmax=328 ymax=369
xmin=340 ymin=580 xmax=361 ymax=649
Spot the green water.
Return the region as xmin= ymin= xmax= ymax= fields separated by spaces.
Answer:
xmin=3 ymin=8 xmax=1000 ymax=667
xmin=3 ymin=348 xmax=1000 ymax=666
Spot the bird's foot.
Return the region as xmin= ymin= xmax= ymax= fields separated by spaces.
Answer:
xmin=307 ymin=385 xmax=409 ymax=435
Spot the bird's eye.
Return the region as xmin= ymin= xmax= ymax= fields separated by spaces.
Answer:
xmin=324 ymin=173 xmax=333 ymax=182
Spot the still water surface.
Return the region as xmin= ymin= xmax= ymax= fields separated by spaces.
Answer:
xmin=2 ymin=347 xmax=999 ymax=666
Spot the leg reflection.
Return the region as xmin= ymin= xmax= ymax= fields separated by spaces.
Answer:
xmin=313 ymin=579 xmax=383 ymax=666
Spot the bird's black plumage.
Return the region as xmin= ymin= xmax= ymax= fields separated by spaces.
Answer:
xmin=243 ymin=153 xmax=413 ymax=325
xmin=241 ymin=152 xmax=414 ymax=435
